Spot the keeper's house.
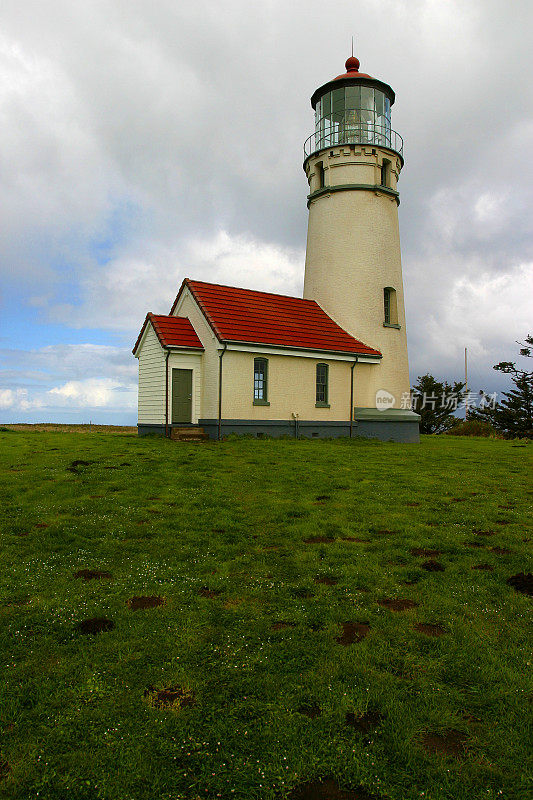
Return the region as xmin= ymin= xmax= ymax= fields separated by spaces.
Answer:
xmin=133 ymin=53 xmax=420 ymax=442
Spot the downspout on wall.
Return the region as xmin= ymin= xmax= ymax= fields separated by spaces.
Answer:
xmin=349 ymin=356 xmax=358 ymax=438
xmin=217 ymin=342 xmax=227 ymax=441
xmin=165 ymin=350 xmax=170 ymax=438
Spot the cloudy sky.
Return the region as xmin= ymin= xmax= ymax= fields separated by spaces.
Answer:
xmin=1 ymin=0 xmax=531 ymax=424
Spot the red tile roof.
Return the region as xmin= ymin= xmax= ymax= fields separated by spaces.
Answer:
xmin=132 ymin=313 xmax=204 ymax=355
xmin=170 ymin=279 xmax=381 ymax=357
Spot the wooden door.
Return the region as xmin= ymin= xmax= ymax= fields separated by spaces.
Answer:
xmin=171 ymin=369 xmax=193 ymax=423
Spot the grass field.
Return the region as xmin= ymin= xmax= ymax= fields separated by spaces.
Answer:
xmin=0 ymin=429 xmax=531 ymax=800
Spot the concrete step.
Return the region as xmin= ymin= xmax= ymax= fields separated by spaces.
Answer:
xmin=170 ymin=427 xmax=209 ymax=442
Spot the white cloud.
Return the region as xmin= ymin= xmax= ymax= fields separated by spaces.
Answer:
xmin=48 ymin=378 xmax=136 ymax=409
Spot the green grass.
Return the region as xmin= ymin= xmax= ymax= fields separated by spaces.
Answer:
xmin=0 ymin=431 xmax=531 ymax=800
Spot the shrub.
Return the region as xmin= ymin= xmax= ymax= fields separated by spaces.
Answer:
xmin=446 ymin=420 xmax=496 ymax=438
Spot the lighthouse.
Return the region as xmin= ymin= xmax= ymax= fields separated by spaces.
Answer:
xmin=303 ymin=54 xmax=410 ymax=410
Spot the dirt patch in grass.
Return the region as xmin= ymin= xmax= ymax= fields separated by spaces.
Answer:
xmin=345 ymin=710 xmax=384 ymax=733
xmin=341 ymin=537 xmax=370 ymax=543
xmin=127 ymin=596 xmax=165 ymax=611
xmin=67 ymin=460 xmax=91 ymax=473
xmin=451 ymin=497 xmax=468 ymax=502
xmin=473 ymin=529 xmax=496 ymax=537
xmin=143 ymin=685 xmax=195 ymax=710
xmin=498 ymin=504 xmax=516 ymax=509
xmin=379 ymin=598 xmax=418 ymax=612
xmin=287 ymin=778 xmax=385 ymax=800
xmin=406 ymin=501 xmax=420 ymax=507
xmin=411 ymin=548 xmax=441 ymax=557
xmin=471 ymin=564 xmax=494 ymax=571
xmin=303 ymin=536 xmax=335 ymax=544
xmin=336 ymin=621 xmax=370 ymax=645
xmin=198 ymin=587 xmax=222 ymax=598
xmin=420 ymin=729 xmax=468 ymax=758
xmin=15 ymin=532 xmax=29 ymax=537
xmin=34 ymin=523 xmax=48 ymax=529
xmin=298 ymin=703 xmax=321 ymax=719
xmin=506 ymin=573 xmax=533 ymax=597
xmin=315 ymin=495 xmax=331 ymax=502
xmin=314 ymin=575 xmax=339 ymax=585
xmin=74 ymin=569 xmax=112 ymax=581
xmin=421 ymin=560 xmax=445 ymax=572
xmin=491 ymin=546 xmax=512 ymax=555
xmin=75 ymin=617 xmax=115 ymax=635
xmin=89 ymin=495 xmax=104 ymax=499
xmin=415 ymin=623 xmax=446 ymax=637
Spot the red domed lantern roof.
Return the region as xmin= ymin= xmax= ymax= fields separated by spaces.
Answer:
xmin=310 ymin=54 xmax=395 ymax=109
xmin=333 ymin=56 xmax=374 ymax=81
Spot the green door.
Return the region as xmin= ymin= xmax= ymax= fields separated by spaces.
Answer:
xmin=171 ymin=369 xmax=193 ymax=423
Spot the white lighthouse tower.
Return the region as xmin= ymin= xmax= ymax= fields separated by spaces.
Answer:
xmin=303 ymin=54 xmax=411 ymax=410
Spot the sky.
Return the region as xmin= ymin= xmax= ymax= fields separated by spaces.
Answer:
xmin=0 ymin=0 xmax=532 ymax=424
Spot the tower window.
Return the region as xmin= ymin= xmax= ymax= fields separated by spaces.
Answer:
xmin=316 ymin=363 xmax=329 ymax=406
xmin=253 ymin=358 xmax=269 ymax=404
xmin=383 ymin=287 xmax=398 ymax=325
xmin=381 ymin=159 xmax=391 ymax=187
xmin=316 ymin=161 xmax=325 ymax=189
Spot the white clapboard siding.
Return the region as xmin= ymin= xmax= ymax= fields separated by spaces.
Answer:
xmin=137 ymin=325 xmax=166 ymax=424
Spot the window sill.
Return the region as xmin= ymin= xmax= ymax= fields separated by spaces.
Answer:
xmin=383 ymin=322 xmax=401 ymax=329
xmin=315 ymin=402 xmax=330 ymax=408
xmin=253 ymin=399 xmax=270 ymax=406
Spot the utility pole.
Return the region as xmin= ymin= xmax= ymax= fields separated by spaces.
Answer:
xmin=464 ymin=347 xmax=468 ymax=420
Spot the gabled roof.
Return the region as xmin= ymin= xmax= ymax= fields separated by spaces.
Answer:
xmin=132 ymin=313 xmax=204 ymax=355
xmin=170 ymin=279 xmax=381 ymax=358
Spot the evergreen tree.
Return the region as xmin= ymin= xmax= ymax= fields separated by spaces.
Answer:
xmin=411 ymin=374 xmax=466 ymax=434
xmin=472 ymin=336 xmax=533 ymax=438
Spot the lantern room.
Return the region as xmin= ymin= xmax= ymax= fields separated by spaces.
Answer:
xmin=304 ymin=56 xmax=403 ymax=160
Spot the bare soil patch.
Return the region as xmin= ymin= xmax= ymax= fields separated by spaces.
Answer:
xmin=34 ymin=523 xmax=48 ymax=529
xmin=379 ymin=598 xmax=418 ymax=612
xmin=127 ymin=596 xmax=165 ymax=611
xmin=415 ymin=623 xmax=446 ymax=637
xmin=336 ymin=621 xmax=370 ymax=645
xmin=421 ymin=560 xmax=445 ymax=572
xmin=75 ymin=618 xmax=115 ymax=635
xmin=473 ymin=529 xmax=495 ymax=537
xmin=345 ymin=710 xmax=384 ymax=733
xmin=303 ymin=536 xmax=335 ymax=544
xmin=314 ymin=575 xmax=339 ymax=585
xmin=298 ymin=703 xmax=321 ymax=719
xmin=341 ymin=537 xmax=370 ymax=543
xmin=420 ymin=729 xmax=468 ymax=758
xmin=287 ymin=778 xmax=385 ymax=800
xmin=411 ymin=548 xmax=441 ymax=557
xmin=74 ymin=569 xmax=112 ymax=581
xmin=198 ymin=587 xmax=222 ymax=598
xmin=491 ymin=546 xmax=512 ymax=555
xmin=143 ymin=685 xmax=195 ymax=710
xmin=89 ymin=495 xmax=104 ymax=499
xmin=67 ymin=460 xmax=91 ymax=473
xmin=471 ymin=564 xmax=494 ymax=571
xmin=451 ymin=497 xmax=467 ymax=502
xmin=405 ymin=501 xmax=420 ymax=507
xmin=315 ymin=495 xmax=331 ymax=502
xmin=506 ymin=573 xmax=533 ymax=597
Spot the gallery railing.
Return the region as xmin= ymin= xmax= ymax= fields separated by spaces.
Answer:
xmin=304 ymin=120 xmax=403 ymax=159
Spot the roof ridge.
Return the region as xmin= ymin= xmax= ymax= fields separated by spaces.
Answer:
xmin=187 ymin=278 xmax=319 ymax=305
